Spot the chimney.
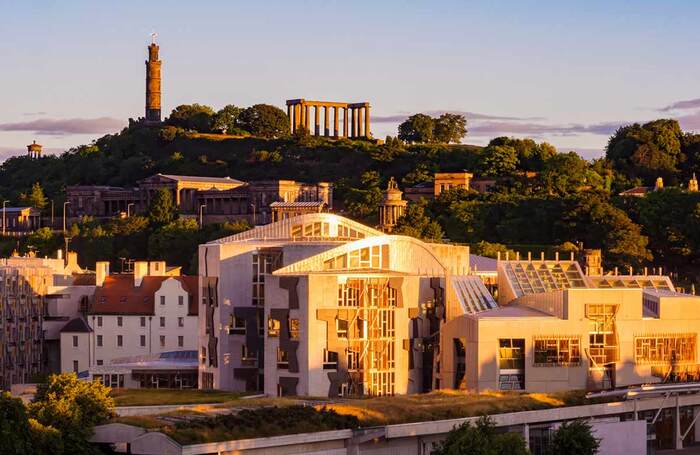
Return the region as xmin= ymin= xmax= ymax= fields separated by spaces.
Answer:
xmin=134 ymin=261 xmax=148 ymax=286
xmin=56 ymin=249 xmax=63 ymax=260
xmin=96 ymin=261 xmax=109 ymax=287
xmin=66 ymin=252 xmax=79 ymax=270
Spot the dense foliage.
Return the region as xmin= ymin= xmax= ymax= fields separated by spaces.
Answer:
xmin=546 ymin=420 xmax=600 ymax=455
xmin=0 ymin=373 xmax=114 ymax=455
xmin=1 ymin=114 xmax=700 ymax=285
xmin=433 ymin=416 xmax=529 ymax=455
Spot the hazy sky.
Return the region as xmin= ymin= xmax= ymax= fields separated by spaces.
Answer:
xmin=2 ymin=0 xmax=700 ymax=161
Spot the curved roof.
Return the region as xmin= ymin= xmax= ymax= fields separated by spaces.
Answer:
xmin=273 ymin=235 xmax=448 ymax=276
xmin=211 ymin=213 xmax=383 ymax=244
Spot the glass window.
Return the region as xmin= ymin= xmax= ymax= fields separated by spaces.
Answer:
xmin=97 ymin=335 xmax=103 ymax=347
xmin=160 ymin=295 xmax=165 ymax=305
xmin=178 ymin=295 xmax=184 ymax=306
xmin=117 ymin=316 xmax=123 ymax=327
xmin=337 ymin=319 xmax=348 ymax=338
xmin=289 ymin=318 xmax=300 ymax=340
xmin=140 ymin=335 xmax=146 ymax=347
xmin=178 ymin=317 xmax=184 ymax=327
xmin=97 ymin=316 xmax=103 ymax=327
xmin=178 ymin=336 xmax=184 ymax=347
xmin=140 ymin=316 xmax=146 ymax=327
xmin=160 ymin=335 xmax=165 ymax=347
xmin=268 ymin=317 xmax=280 ymax=337
xmin=117 ymin=335 xmax=123 ymax=347
xmin=533 ymin=337 xmax=581 ymax=366
xmin=72 ymin=335 xmax=78 ymax=347
xmin=160 ymin=316 xmax=165 ymax=327
xmin=498 ymin=339 xmax=525 ymax=370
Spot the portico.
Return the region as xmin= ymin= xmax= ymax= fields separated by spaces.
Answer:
xmin=286 ymin=99 xmax=371 ymax=138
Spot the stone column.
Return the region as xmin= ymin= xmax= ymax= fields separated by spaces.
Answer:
xmin=324 ymin=106 xmax=330 ymax=136
xmin=350 ymin=108 xmax=355 ymax=138
xmin=343 ymin=108 xmax=348 ymax=137
xmin=294 ymin=104 xmax=301 ymax=130
xmin=364 ymin=105 xmax=371 ymax=138
xmin=287 ymin=105 xmax=293 ymax=133
xmin=304 ymin=104 xmax=310 ymax=133
xmin=314 ymin=105 xmax=320 ymax=135
xmin=333 ymin=107 xmax=339 ymax=137
xmin=358 ymin=108 xmax=364 ymax=137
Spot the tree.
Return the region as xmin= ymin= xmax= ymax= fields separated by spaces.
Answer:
xmin=148 ymin=187 xmax=177 ymax=225
xmin=20 ymin=182 xmax=48 ymax=210
xmin=212 ymin=104 xmax=244 ymax=135
xmin=0 ymin=392 xmax=33 ymax=454
xmin=480 ymin=145 xmax=518 ymax=177
xmin=238 ymin=104 xmax=290 ymax=138
xmin=30 ymin=373 xmax=114 ymax=455
xmin=547 ymin=420 xmax=600 ymax=455
xmin=166 ymin=104 xmax=216 ymax=133
xmin=26 ymin=227 xmax=61 ymax=257
xmin=606 ymin=119 xmax=684 ymax=182
xmin=433 ymin=416 xmax=529 ymax=455
xmin=434 ymin=113 xmax=467 ymax=144
xmin=148 ymin=218 xmax=202 ymax=270
xmin=471 ymin=240 xmax=517 ymax=259
xmin=393 ymin=203 xmax=444 ymax=241
xmin=398 ymin=114 xmax=435 ymax=144
xmin=342 ymin=172 xmax=383 ymax=219
xmin=540 ymin=152 xmax=602 ymax=196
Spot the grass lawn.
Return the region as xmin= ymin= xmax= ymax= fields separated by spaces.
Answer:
xmin=111 ymin=388 xmax=244 ymax=406
xmin=112 ymin=389 xmax=599 ymax=444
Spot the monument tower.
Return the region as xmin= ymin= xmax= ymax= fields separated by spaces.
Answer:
xmin=145 ymin=34 xmax=162 ymax=124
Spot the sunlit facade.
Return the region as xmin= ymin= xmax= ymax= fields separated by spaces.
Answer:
xmin=440 ymin=259 xmax=700 ymax=392
xmin=197 ymin=213 xmax=490 ymax=397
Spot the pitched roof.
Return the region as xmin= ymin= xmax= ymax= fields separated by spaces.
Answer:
xmin=90 ymin=275 xmax=199 ymax=316
xmin=60 ymin=318 xmax=92 ymax=333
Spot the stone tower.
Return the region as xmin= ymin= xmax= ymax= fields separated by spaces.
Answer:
xmin=145 ymin=36 xmax=162 ymax=124
xmin=26 ymin=140 xmax=42 ymax=158
xmin=689 ymin=173 xmax=698 ymax=192
xmin=583 ymin=249 xmax=603 ymax=276
xmin=378 ymin=177 xmax=408 ymax=233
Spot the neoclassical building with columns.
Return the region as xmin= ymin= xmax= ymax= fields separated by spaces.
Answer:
xmin=286 ymin=99 xmax=372 ymax=138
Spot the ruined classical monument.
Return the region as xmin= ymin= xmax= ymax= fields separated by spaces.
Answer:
xmin=286 ymin=99 xmax=371 ymax=138
xmin=145 ymin=35 xmax=162 ymax=124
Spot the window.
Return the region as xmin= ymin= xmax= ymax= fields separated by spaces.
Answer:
xmin=336 ymin=319 xmax=348 ymax=338
xmin=338 ymin=282 xmax=361 ymax=307
xmin=289 ymin=318 xmax=300 ymax=340
xmin=277 ymin=347 xmax=289 ymax=369
xmin=534 ymin=337 xmax=581 ymax=366
xmin=178 ymin=336 xmax=184 ymax=348
xmin=242 ymin=345 xmax=257 ymax=366
xmin=140 ymin=335 xmax=146 ymax=347
xmin=347 ymin=348 xmax=360 ymax=370
xmin=635 ymin=334 xmax=696 ymax=364
xmin=229 ymin=315 xmax=246 ymax=335
xmin=201 ymin=347 xmax=207 ymax=365
xmin=323 ymin=349 xmax=338 ymax=370
xmin=178 ymin=295 xmax=184 ymax=306
xmin=97 ymin=335 xmax=103 ymax=347
xmin=160 ymin=295 xmax=165 ymax=305
xmin=498 ymin=339 xmax=525 ymax=370
xmin=268 ymin=317 xmax=280 ymax=337
xmin=97 ymin=316 xmax=103 ymax=327
xmin=160 ymin=316 xmax=165 ymax=328
xmin=117 ymin=316 xmax=123 ymax=327
xmin=498 ymin=339 xmax=525 ymax=390
xmin=178 ymin=317 xmax=184 ymax=328
xmin=73 ymin=360 xmax=79 ymax=372
xmin=140 ymin=316 xmax=146 ymax=327
xmin=72 ymin=335 xmax=78 ymax=347
xmin=160 ymin=335 xmax=165 ymax=347
xmin=96 ymin=360 xmax=103 ymax=366
xmin=117 ymin=335 xmax=123 ymax=347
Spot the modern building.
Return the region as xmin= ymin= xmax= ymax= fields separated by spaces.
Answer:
xmin=197 ymin=213 xmax=499 ymax=397
xmin=0 ymin=252 xmax=89 ymax=389
xmin=66 ymin=174 xmax=332 ymax=225
xmin=439 ymin=258 xmax=700 ymax=393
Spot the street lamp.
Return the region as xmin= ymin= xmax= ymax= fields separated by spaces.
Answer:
xmin=127 ymin=203 xmax=135 ymax=218
xmin=199 ymin=204 xmax=207 ymax=228
xmin=2 ymin=200 xmax=9 ymax=236
xmin=63 ymin=201 xmax=71 ymax=234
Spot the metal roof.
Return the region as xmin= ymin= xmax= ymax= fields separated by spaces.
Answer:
xmin=451 ymin=276 xmax=498 ymax=314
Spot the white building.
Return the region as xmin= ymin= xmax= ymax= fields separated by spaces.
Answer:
xmin=59 ymin=260 xmax=200 ymax=388
xmin=197 ymin=213 xmax=492 ymax=396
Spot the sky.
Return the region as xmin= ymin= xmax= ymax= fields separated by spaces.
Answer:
xmin=1 ymin=0 xmax=700 ymax=162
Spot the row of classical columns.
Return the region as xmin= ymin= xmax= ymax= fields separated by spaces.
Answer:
xmin=286 ymin=102 xmax=371 ymax=138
